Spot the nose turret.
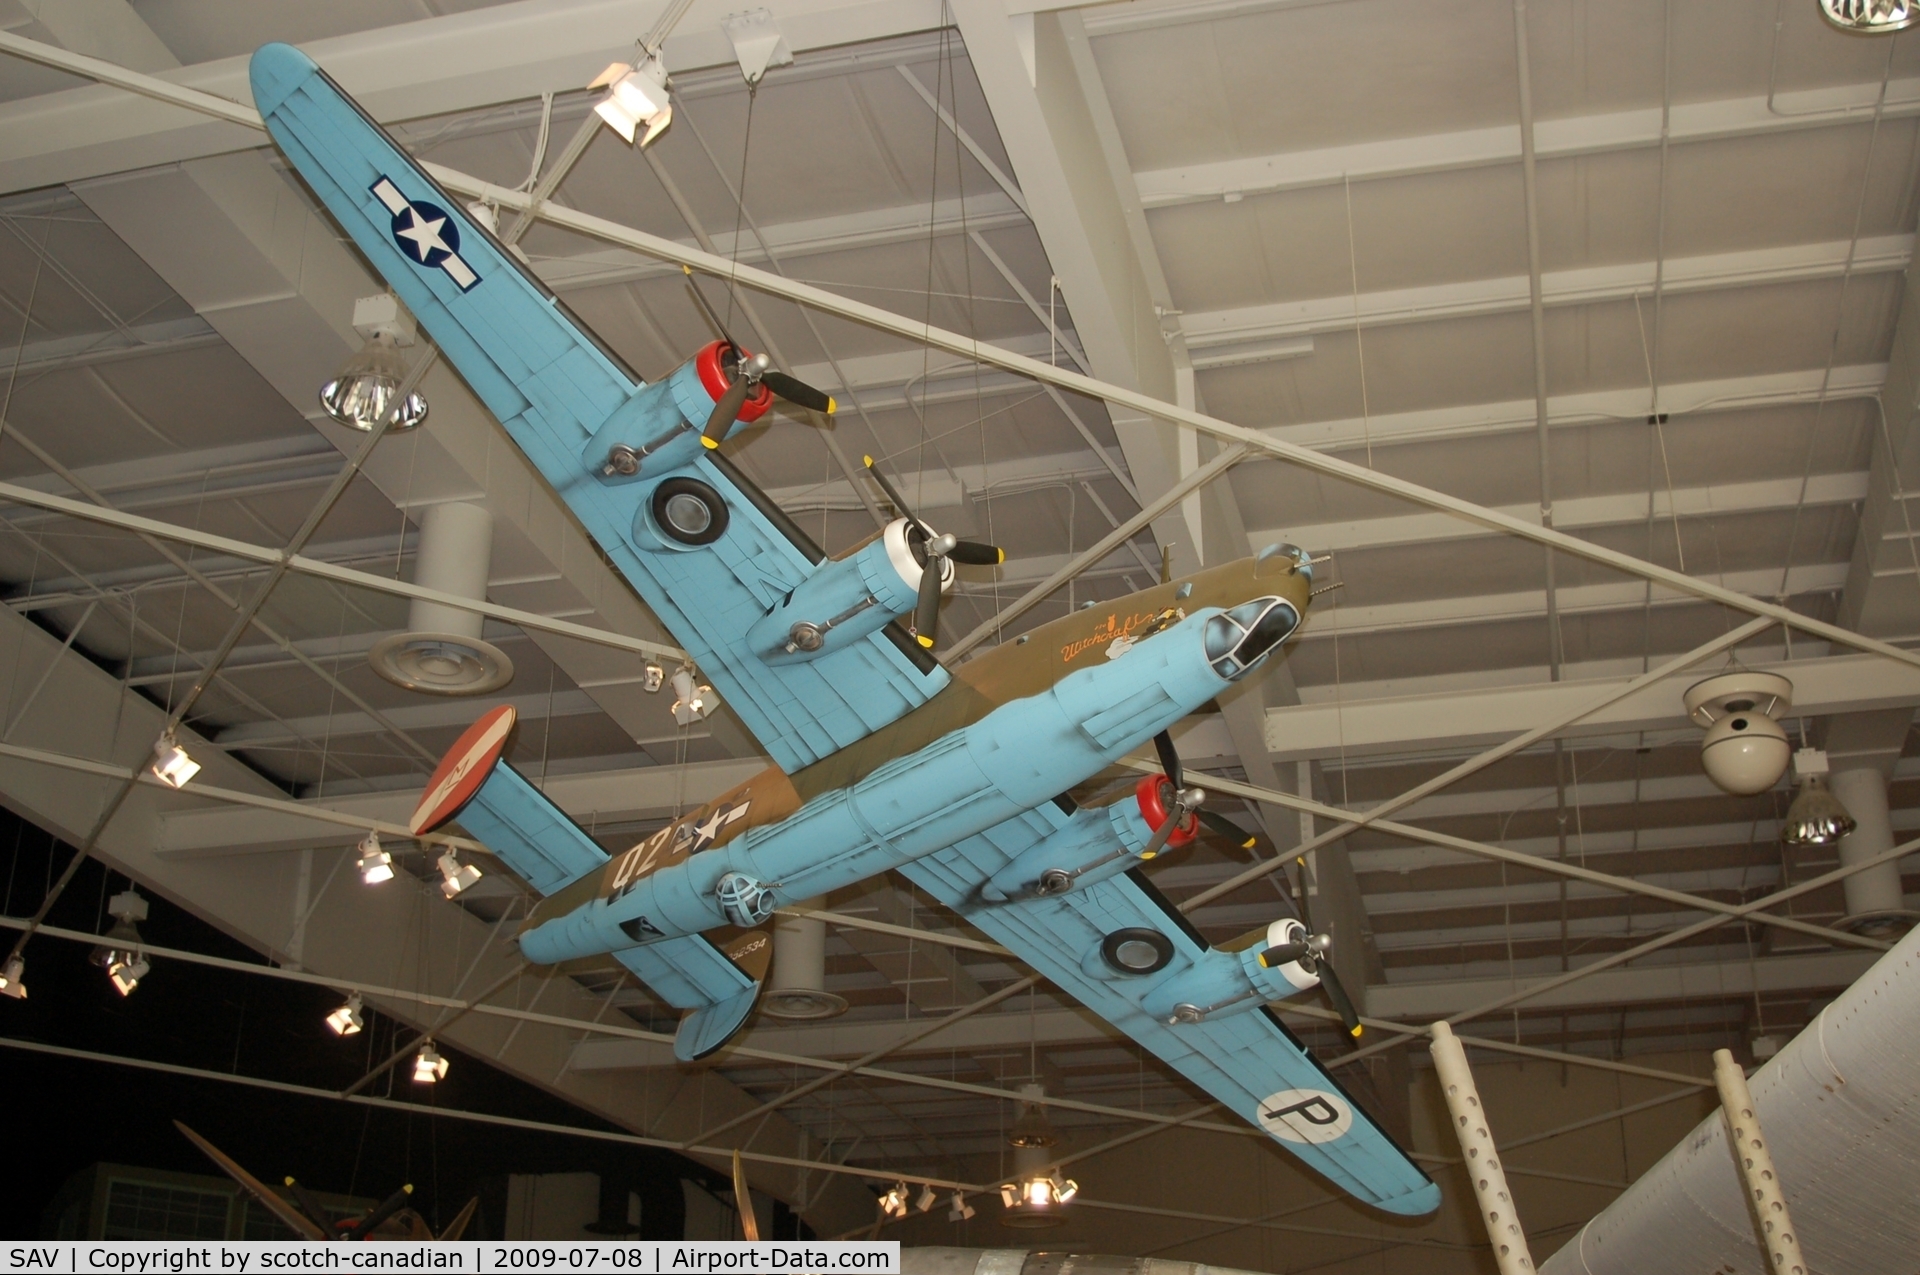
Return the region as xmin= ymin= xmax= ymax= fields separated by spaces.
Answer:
xmin=1203 ymin=596 xmax=1300 ymax=679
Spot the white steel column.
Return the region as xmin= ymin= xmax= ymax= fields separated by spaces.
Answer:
xmin=1431 ymin=1021 xmax=1536 ymax=1274
xmin=1713 ymin=1048 xmax=1808 ymax=1275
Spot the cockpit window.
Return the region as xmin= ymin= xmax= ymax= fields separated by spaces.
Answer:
xmin=1203 ymin=597 xmax=1300 ymax=678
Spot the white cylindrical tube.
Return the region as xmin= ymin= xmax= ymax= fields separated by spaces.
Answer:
xmin=1830 ymin=768 xmax=1906 ymax=921
xmin=1713 ymin=1048 xmax=1807 ymax=1275
xmin=762 ymin=899 xmax=846 ymax=1019
xmin=1430 ymin=1021 xmax=1535 ymax=1274
xmin=409 ymin=501 xmax=492 ymax=639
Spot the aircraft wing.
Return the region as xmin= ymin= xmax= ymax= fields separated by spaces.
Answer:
xmin=249 ymin=44 xmax=948 ymax=775
xmin=899 ymin=804 xmax=1440 ymax=1217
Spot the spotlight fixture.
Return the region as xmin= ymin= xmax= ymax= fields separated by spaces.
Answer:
xmin=319 ymin=332 xmax=427 ymax=432
xmin=997 ymin=1184 xmax=1016 ymax=1207
xmin=412 ymin=1041 xmax=449 ymax=1083
xmin=94 ymin=890 xmax=151 ymax=995
xmin=106 ymin=951 xmax=151 ymax=996
xmin=670 ymin=666 xmax=717 ymax=726
xmin=589 ymin=58 xmax=673 ymax=147
xmin=437 ymin=851 xmax=482 ymax=899
xmin=915 ymin=1183 xmax=936 ymax=1214
xmin=357 ymin=831 xmax=395 ymax=885
xmin=1818 ymin=0 xmax=1919 ymax=33
xmin=878 ymin=1182 xmax=909 ymax=1219
xmin=1782 ymin=748 xmax=1856 ymax=847
xmin=326 ymin=992 xmax=364 ymax=1036
xmin=149 ymin=731 xmax=201 ymax=790
xmin=1000 ymin=1084 xmax=1071 ymax=1227
xmin=642 ymin=661 xmax=666 ymax=694
xmin=947 ymin=1193 xmax=975 ymax=1222
xmin=0 ymin=955 xmax=25 ymax=1000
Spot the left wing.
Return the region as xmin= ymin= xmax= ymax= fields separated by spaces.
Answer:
xmin=900 ymin=803 xmax=1440 ymax=1217
xmin=249 ymin=44 xmax=947 ymax=775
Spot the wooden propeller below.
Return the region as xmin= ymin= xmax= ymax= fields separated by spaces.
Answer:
xmin=731 ymin=1150 xmax=760 ymax=1242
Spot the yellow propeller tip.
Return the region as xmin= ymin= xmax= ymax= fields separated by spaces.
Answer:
xmin=863 ymin=454 xmax=874 ymax=467
xmin=284 ymin=1177 xmax=296 ymax=1187
xmin=825 ymin=397 xmax=837 ymax=415
xmin=916 ymin=635 xmax=935 ymax=649
xmin=1349 ymin=1026 xmax=1363 ymax=1038
xmin=701 ymin=435 xmax=720 ymax=449
xmin=1241 ymin=837 xmax=1256 ymax=849
xmin=403 ymin=1184 xmax=414 ymax=1194
xmin=995 ymin=549 xmax=1006 ymax=564
xmin=682 ymin=264 xmax=693 ymax=275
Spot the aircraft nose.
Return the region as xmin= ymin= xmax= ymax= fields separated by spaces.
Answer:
xmin=1203 ymin=596 xmax=1300 ymax=678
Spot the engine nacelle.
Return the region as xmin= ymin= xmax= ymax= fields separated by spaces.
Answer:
xmin=982 ymin=776 xmax=1197 ymax=901
xmin=745 ymin=519 xmax=945 ymax=662
xmin=1143 ymin=918 xmax=1320 ymax=1025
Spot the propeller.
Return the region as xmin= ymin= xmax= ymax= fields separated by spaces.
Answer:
xmin=683 ymin=268 xmax=837 ymax=448
xmin=438 ymin=1197 xmax=480 ymax=1242
xmin=344 ymin=1184 xmax=415 ymax=1240
xmin=174 ymin=1122 xmax=331 ymax=1242
xmin=1283 ymin=855 xmax=1362 ymax=1039
xmin=283 ymin=1177 xmax=343 ymax=1240
xmin=1151 ymin=729 xmax=1262 ymax=850
xmin=731 ymin=1149 xmax=761 ymax=1242
xmin=862 ymin=455 xmax=1004 ymax=650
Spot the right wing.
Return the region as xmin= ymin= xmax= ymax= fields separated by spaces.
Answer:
xmin=899 ymin=804 xmax=1440 ymax=1217
xmin=249 ymin=43 xmax=948 ymax=775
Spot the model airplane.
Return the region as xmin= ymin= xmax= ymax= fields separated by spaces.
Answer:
xmin=175 ymin=1121 xmax=478 ymax=1240
xmin=247 ymin=43 xmax=1438 ymax=1218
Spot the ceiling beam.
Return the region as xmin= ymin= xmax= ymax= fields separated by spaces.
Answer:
xmin=1262 ymin=647 xmax=1920 ymax=763
xmin=1181 ymin=235 xmax=1912 ymax=350
xmin=1134 ymin=75 xmax=1920 ymax=208
xmin=0 ymin=0 xmax=950 ymax=196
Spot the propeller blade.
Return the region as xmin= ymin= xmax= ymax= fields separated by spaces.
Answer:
xmin=762 ymin=370 xmax=835 ymax=415
xmin=1139 ymin=786 xmax=1204 ymax=861
xmin=1290 ymin=856 xmax=1363 ymax=1040
xmin=346 ymin=1185 xmax=414 ymax=1240
xmin=731 ymin=1150 xmax=761 ymax=1242
xmin=946 ymin=540 xmax=1005 ymax=566
xmin=174 ymin=1122 xmax=331 ymax=1242
xmin=1152 ymin=730 xmax=1183 ymax=789
xmin=1319 ymin=961 xmax=1363 ymax=1039
xmin=1256 ymin=939 xmax=1312 ymax=968
xmin=702 ymin=377 xmax=752 ymax=449
xmin=284 ymin=1178 xmax=342 ymax=1240
xmin=913 ymin=553 xmax=943 ymax=649
xmin=1198 ymin=808 xmax=1257 ymax=850
xmin=438 ymin=1198 xmax=480 ymax=1242
xmin=862 ymin=455 xmax=917 ymax=523
xmin=682 ymin=265 xmax=736 ymax=348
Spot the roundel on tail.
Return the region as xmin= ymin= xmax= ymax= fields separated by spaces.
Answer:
xmin=411 ymin=704 xmax=516 ymax=835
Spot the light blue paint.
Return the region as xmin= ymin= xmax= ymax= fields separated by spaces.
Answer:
xmin=518 ymin=606 xmax=1251 ymax=965
xmin=249 ymin=43 xmax=948 ymax=776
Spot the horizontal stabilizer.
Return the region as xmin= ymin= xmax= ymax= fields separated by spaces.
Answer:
xmin=616 ymin=935 xmax=762 ymax=1061
xmin=454 ymin=761 xmax=608 ymax=897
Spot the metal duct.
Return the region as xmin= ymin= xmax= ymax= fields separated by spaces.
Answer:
xmin=761 ymin=900 xmax=846 ymax=1020
xmin=1541 ymin=923 xmax=1920 ymax=1274
xmin=368 ymin=501 xmax=513 ymax=695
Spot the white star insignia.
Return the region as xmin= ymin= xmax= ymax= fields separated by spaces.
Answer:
xmin=395 ymin=207 xmax=452 ymax=261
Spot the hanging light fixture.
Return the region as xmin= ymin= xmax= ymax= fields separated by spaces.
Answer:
xmin=93 ymin=890 xmax=152 ymax=996
xmin=1782 ymin=749 xmax=1856 ymax=847
xmin=357 ymin=831 xmax=395 ymax=885
xmin=1818 ymin=0 xmax=1919 ymax=34
xmin=670 ymin=666 xmax=717 ymax=725
xmin=326 ymin=992 xmax=364 ymax=1036
xmin=412 ymin=1041 xmax=449 ymax=1083
xmin=642 ymin=661 xmax=666 ymax=693
xmin=319 ymin=297 xmax=429 ymax=434
xmin=149 ymin=731 xmax=201 ymax=789
xmin=914 ymin=1183 xmax=936 ymax=1214
xmin=999 ymin=1084 xmax=1071 ymax=1228
xmin=437 ymin=851 xmax=482 ymax=899
xmin=947 ymin=1193 xmax=975 ymax=1222
xmin=0 ymin=955 xmax=25 ymax=1000
xmin=877 ymin=1182 xmax=909 ymax=1218
xmin=590 ymin=58 xmax=673 ymax=147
